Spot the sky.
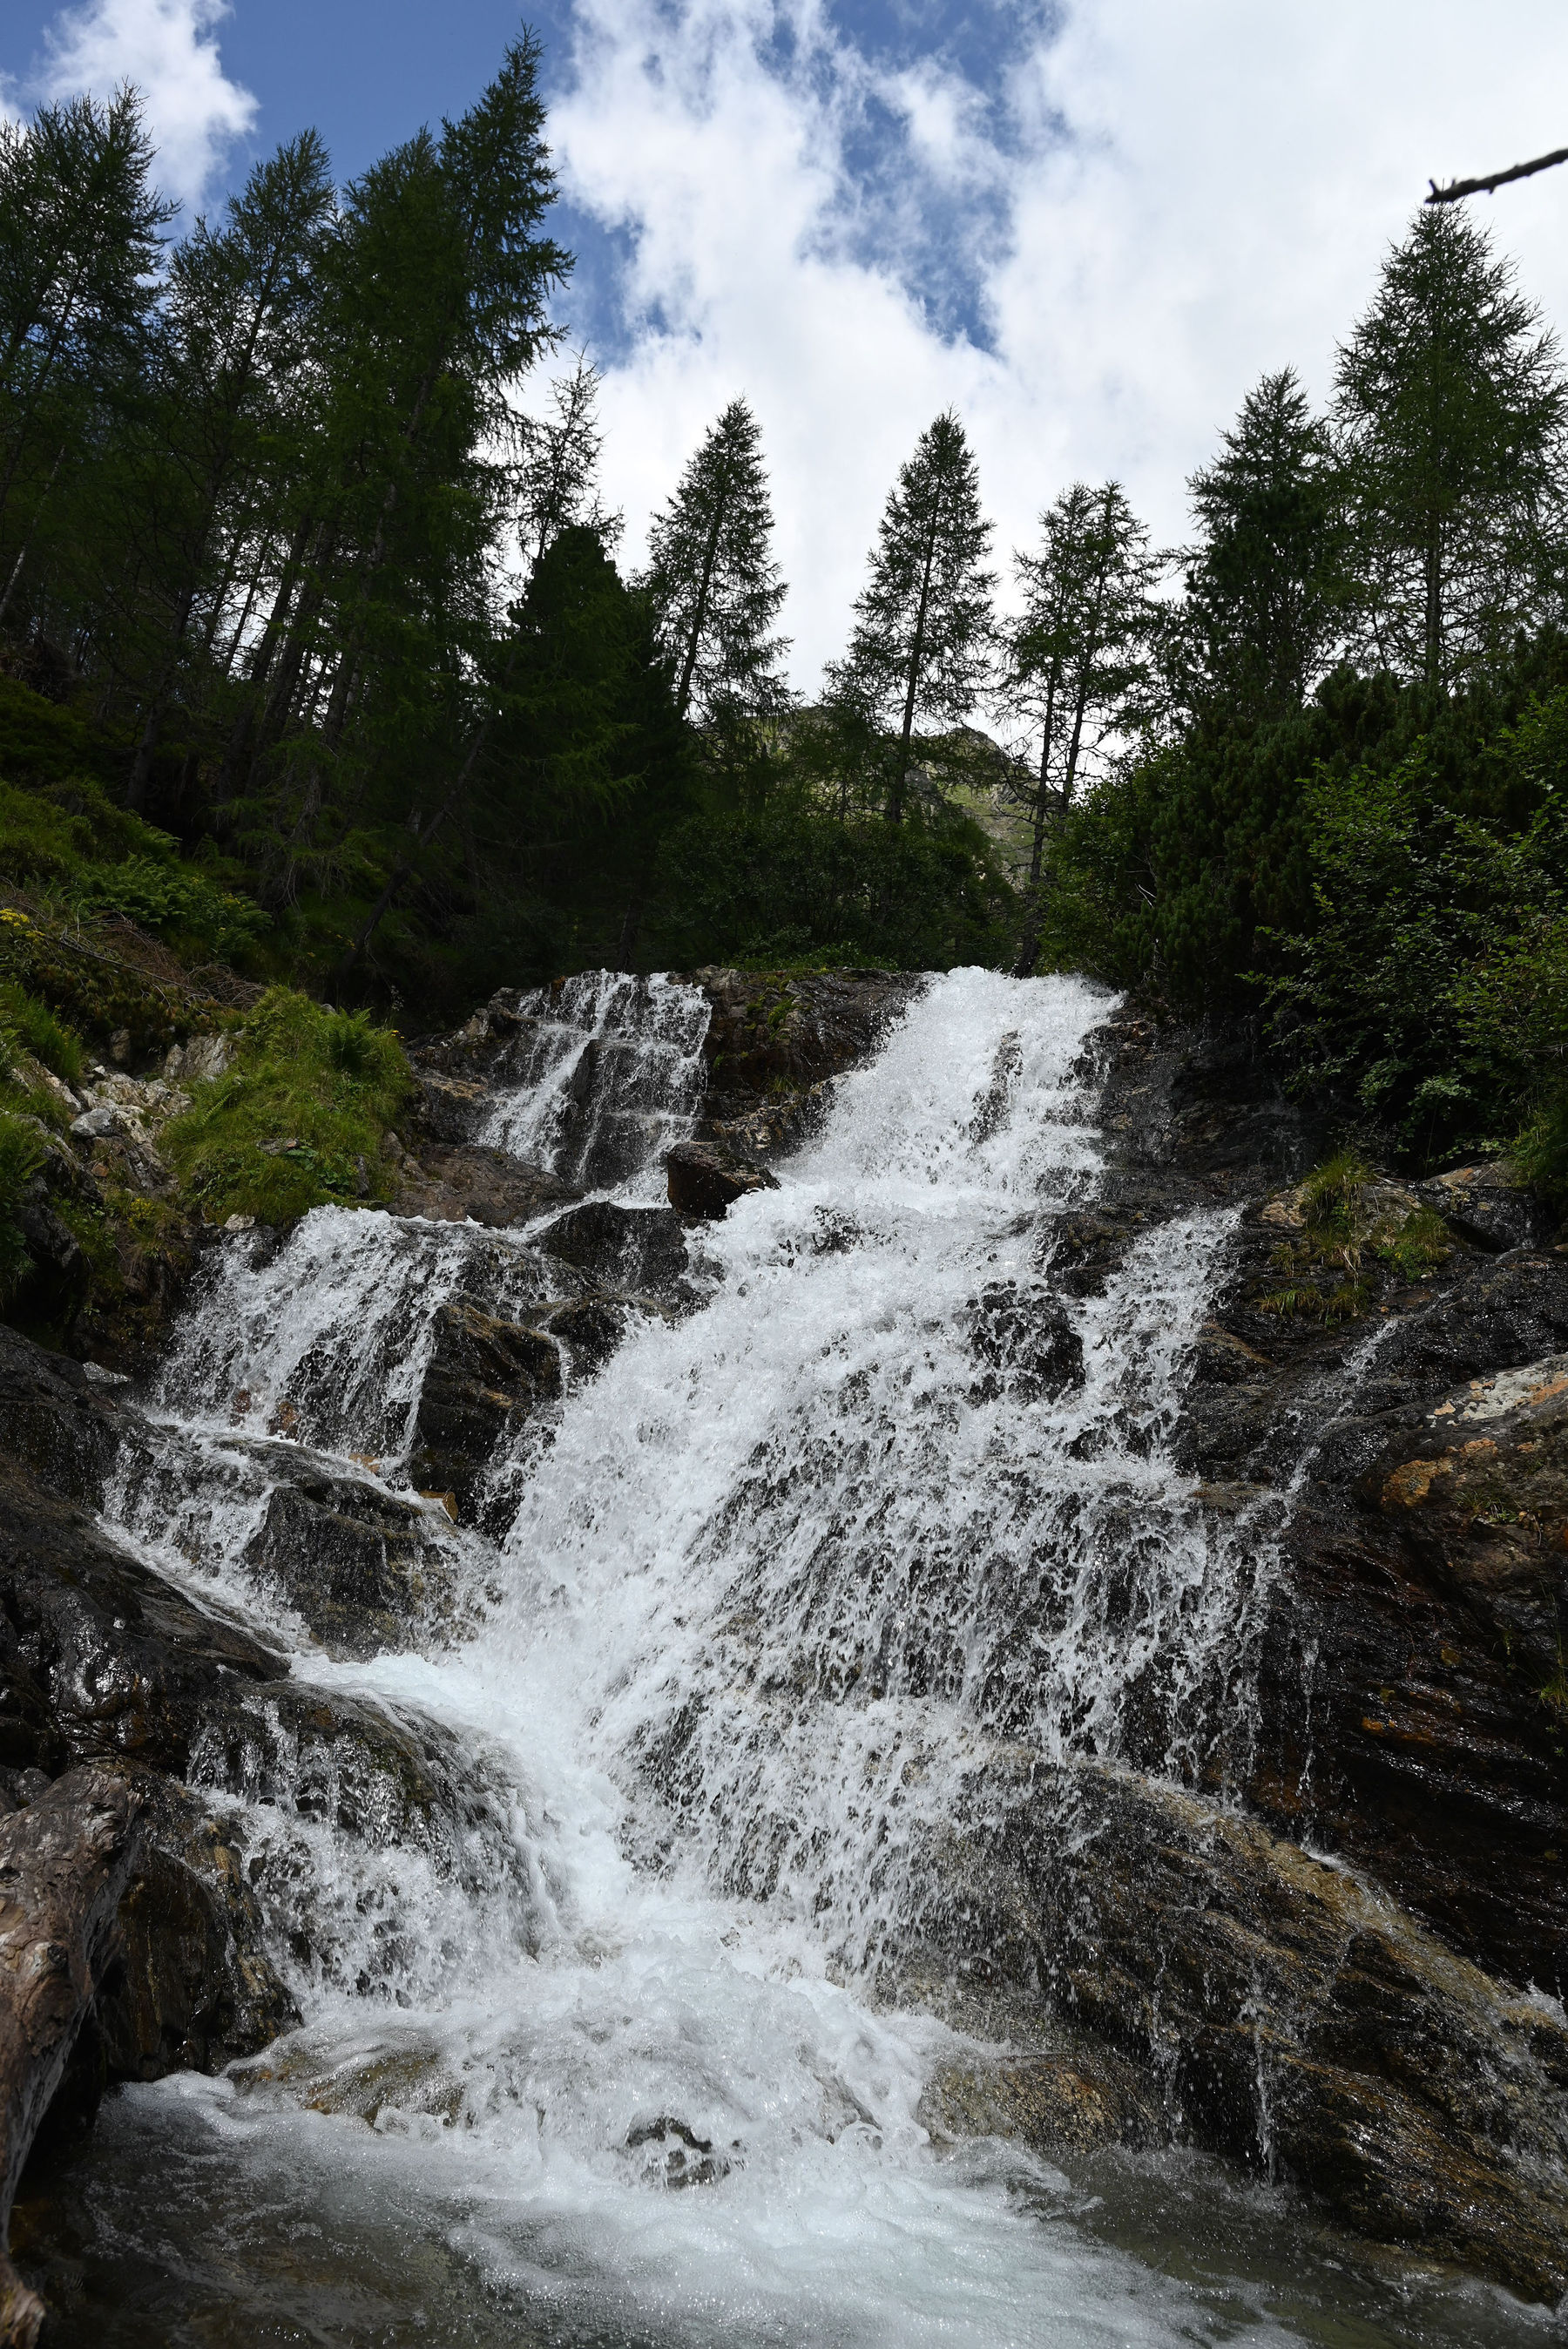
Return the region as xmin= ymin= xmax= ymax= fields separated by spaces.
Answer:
xmin=5 ymin=0 xmax=1568 ymax=688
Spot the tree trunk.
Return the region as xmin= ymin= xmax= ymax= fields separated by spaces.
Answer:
xmin=676 ymin=470 xmax=730 ymax=720
xmin=0 ymin=443 xmax=67 ymax=629
xmin=892 ymin=495 xmax=942 ymax=825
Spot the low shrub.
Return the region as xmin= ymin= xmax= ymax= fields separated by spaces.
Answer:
xmin=162 ymin=988 xmax=412 ymax=1226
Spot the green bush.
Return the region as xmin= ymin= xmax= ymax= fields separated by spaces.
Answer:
xmin=1262 ymin=747 xmax=1568 ymax=1162
xmin=0 ymin=775 xmax=176 ymax=890
xmin=162 ymin=988 xmax=412 ymax=1226
xmin=652 ymin=796 xmax=1016 ymax=971
xmin=0 ymin=1112 xmax=45 ymax=1301
xmin=0 ymin=980 xmax=84 ymax=1083
xmin=71 ymin=854 xmax=270 ymax=962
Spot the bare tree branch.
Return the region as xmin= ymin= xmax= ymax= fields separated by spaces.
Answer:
xmin=1428 ymin=146 xmax=1568 ymax=204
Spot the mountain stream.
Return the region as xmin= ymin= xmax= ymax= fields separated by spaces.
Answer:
xmin=28 ymin=971 xmax=1553 ymax=2347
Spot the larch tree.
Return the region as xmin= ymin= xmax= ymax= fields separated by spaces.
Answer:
xmin=517 ymin=351 xmax=618 ymax=572
xmin=0 ymin=89 xmax=172 ymax=620
xmin=123 ymin=131 xmax=336 ymax=808
xmin=831 ymin=409 xmax=994 ymax=822
xmin=1335 ymin=205 xmax=1568 ymax=693
xmin=998 ymin=479 xmax=1157 ymax=900
xmin=644 ymin=396 xmax=789 ymax=724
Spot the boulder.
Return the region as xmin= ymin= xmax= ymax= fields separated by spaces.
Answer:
xmin=666 ymin=1140 xmax=779 ymax=1220
xmin=409 ymin=1300 xmax=561 ymax=1519
xmin=1420 ymin=1157 xmax=1558 ymax=1256
xmin=537 ymin=1199 xmax=690 ymax=1291
xmin=233 ymin=1443 xmax=458 ymax=1658
xmin=389 ymin=1141 xmax=578 ymax=1229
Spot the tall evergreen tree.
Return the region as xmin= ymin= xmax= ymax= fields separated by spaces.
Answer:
xmin=644 ymin=397 xmax=789 ymax=723
xmin=122 ymin=131 xmax=336 ymax=807
xmin=1185 ymin=368 xmax=1344 ymax=717
xmin=517 ymin=352 xmax=618 ymax=571
xmin=832 ymin=409 xmax=994 ymax=822
xmin=233 ymin=33 xmax=570 ymax=898
xmin=1335 ymin=206 xmax=1568 ymax=691
xmin=0 ymin=89 xmax=172 ymax=619
xmin=997 ymin=481 xmax=1157 ymax=935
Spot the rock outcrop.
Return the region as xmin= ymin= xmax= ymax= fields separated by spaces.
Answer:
xmin=919 ymin=1755 xmax=1568 ymax=2301
xmin=0 ymin=1770 xmax=142 ymax=2348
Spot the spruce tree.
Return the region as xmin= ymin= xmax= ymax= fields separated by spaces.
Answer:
xmin=644 ymin=397 xmax=789 ymax=723
xmin=998 ymin=481 xmax=1156 ymax=903
xmin=832 ymin=410 xmax=993 ymax=822
xmin=1335 ymin=206 xmax=1568 ymax=691
xmin=1185 ymin=368 xmax=1344 ymax=716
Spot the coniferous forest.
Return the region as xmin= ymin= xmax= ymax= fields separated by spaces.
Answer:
xmin=3 ymin=28 xmax=1568 ymax=1181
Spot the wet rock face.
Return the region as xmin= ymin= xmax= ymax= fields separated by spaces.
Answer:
xmin=0 ymin=1327 xmax=495 ymax=2173
xmin=0 ymin=1767 xmax=143 ymax=2346
xmin=1087 ymin=1002 xmax=1568 ymax=2001
xmin=928 ymin=1757 xmax=1568 ymax=2303
xmin=234 ymin=1446 xmax=457 ymax=1661
xmin=665 ymin=1140 xmax=780 ymax=1220
xmin=689 ymin=967 xmax=926 ymax=1165
xmin=409 ymin=1299 xmax=562 ymax=1520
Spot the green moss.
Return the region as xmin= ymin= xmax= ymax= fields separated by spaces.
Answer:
xmin=162 ymin=989 xmax=412 ymax=1226
xmin=0 ymin=1112 xmax=46 ymax=1302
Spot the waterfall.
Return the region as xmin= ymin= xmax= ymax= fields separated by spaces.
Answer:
xmin=83 ymin=969 xmax=1351 ymax=2346
xmin=480 ymin=970 xmax=713 ymax=1193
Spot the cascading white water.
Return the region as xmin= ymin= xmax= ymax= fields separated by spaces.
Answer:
xmin=71 ymin=969 xmax=1498 ymax=2348
xmin=481 ymin=970 xmax=713 ymax=1194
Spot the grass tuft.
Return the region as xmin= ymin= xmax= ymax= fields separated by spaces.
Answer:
xmin=0 ymin=979 xmax=84 ymax=1084
xmin=1259 ymin=1149 xmax=1451 ymax=1323
xmin=0 ymin=1111 xmax=46 ymax=1301
xmin=162 ymin=987 xmax=412 ymax=1226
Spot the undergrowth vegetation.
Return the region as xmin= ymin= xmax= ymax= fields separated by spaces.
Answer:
xmin=162 ymin=990 xmax=412 ymax=1225
xmin=1258 ymin=1150 xmax=1454 ymax=1323
xmin=0 ymin=1111 xmax=44 ymax=1301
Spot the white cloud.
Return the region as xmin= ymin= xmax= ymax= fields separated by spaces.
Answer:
xmin=35 ymin=0 xmax=254 ymax=212
xmin=551 ymin=0 xmax=1568 ymax=691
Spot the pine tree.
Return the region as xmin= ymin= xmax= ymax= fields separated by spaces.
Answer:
xmin=1185 ymin=368 xmax=1345 ymax=717
xmin=832 ymin=410 xmax=994 ymax=822
xmin=644 ymin=397 xmax=789 ymax=723
xmin=1335 ymin=206 xmax=1568 ymax=692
